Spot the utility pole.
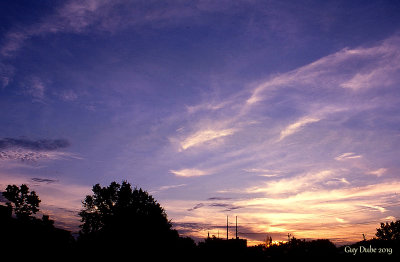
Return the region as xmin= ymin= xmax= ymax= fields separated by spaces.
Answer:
xmin=236 ymin=216 xmax=238 ymax=239
xmin=226 ymin=216 xmax=229 ymax=240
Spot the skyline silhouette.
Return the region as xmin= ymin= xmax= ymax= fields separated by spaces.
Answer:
xmin=1 ymin=183 xmax=398 ymax=245
xmin=1 ymin=182 xmax=398 ymax=259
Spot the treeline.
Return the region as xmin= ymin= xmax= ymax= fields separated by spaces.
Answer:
xmin=1 ymin=182 xmax=399 ymax=260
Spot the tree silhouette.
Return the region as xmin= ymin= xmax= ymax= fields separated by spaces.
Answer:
xmin=2 ymin=184 xmax=40 ymax=219
xmin=1 ymin=185 xmax=74 ymax=259
xmin=78 ymin=181 xmax=180 ymax=258
xmin=376 ymin=220 xmax=400 ymax=241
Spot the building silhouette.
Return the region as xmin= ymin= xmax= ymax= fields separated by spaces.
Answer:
xmin=201 ymin=216 xmax=247 ymax=251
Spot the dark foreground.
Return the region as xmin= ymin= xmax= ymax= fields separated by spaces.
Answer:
xmin=1 ymin=211 xmax=398 ymax=261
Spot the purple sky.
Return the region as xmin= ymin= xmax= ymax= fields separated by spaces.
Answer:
xmin=1 ymin=0 xmax=400 ymax=245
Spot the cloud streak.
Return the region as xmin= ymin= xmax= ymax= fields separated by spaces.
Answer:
xmin=1 ymin=0 xmax=114 ymax=57
xmin=169 ymin=168 xmax=210 ymax=178
xmin=0 ymin=138 xmax=77 ymax=163
xmin=0 ymin=149 xmax=78 ymax=162
xmin=0 ymin=0 xmax=237 ymax=57
xmin=335 ymin=152 xmax=362 ymax=161
xmin=31 ymin=177 xmax=59 ymax=184
xmin=179 ymin=128 xmax=236 ymax=151
xmin=367 ymin=168 xmax=387 ymax=177
xmin=246 ymin=169 xmax=335 ymax=195
xmin=278 ymin=116 xmax=321 ymax=141
xmin=245 ymin=35 xmax=400 ymax=109
xmin=187 ymin=203 xmax=205 ymax=211
xmin=0 ymin=138 xmax=70 ymax=151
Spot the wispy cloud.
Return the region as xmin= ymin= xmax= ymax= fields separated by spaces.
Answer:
xmin=278 ymin=116 xmax=321 ymax=141
xmin=361 ymin=204 xmax=386 ymax=213
xmin=1 ymin=0 xmax=114 ymax=57
xmin=0 ymin=138 xmax=78 ymax=163
xmin=58 ymin=90 xmax=78 ymax=101
xmin=150 ymin=184 xmax=187 ymax=194
xmin=242 ymin=181 xmax=400 ymax=205
xmin=0 ymin=138 xmax=70 ymax=151
xmin=157 ymin=184 xmax=186 ymax=191
xmin=31 ymin=177 xmax=59 ymax=184
xmin=1 ymin=31 xmax=29 ymax=57
xmin=186 ymin=101 xmax=230 ymax=114
xmin=339 ymin=39 xmax=400 ymax=90
xmin=179 ymin=128 xmax=236 ymax=151
xmin=235 ymin=181 xmax=400 ymax=233
xmin=385 ymin=216 xmax=396 ymax=221
xmin=0 ymin=149 xmax=79 ymax=162
xmin=245 ymin=35 xmax=400 ymax=109
xmin=367 ymin=168 xmax=387 ymax=177
xmin=24 ymin=77 xmax=46 ymax=100
xmin=340 ymin=69 xmax=392 ymax=90
xmin=246 ymin=75 xmax=292 ymax=105
xmin=243 ymin=168 xmax=281 ymax=177
xmin=0 ymin=0 xmax=232 ymax=57
xmin=0 ymin=63 xmax=14 ymax=88
xmin=209 ymin=202 xmax=242 ymax=211
xmin=187 ymin=203 xmax=205 ymax=211
xmin=335 ymin=217 xmax=345 ymax=223
xmin=243 ymin=168 xmax=278 ymax=173
xmin=335 ymin=152 xmax=362 ymax=161
xmin=207 ymin=197 xmax=232 ymax=201
xmin=169 ymin=168 xmax=210 ymax=178
xmin=325 ymin=178 xmax=350 ymax=185
xmin=246 ymin=169 xmax=335 ymax=195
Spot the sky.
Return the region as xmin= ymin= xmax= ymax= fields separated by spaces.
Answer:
xmin=1 ymin=0 xmax=400 ymax=245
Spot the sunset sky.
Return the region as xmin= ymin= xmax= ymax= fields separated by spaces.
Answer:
xmin=1 ymin=0 xmax=400 ymax=245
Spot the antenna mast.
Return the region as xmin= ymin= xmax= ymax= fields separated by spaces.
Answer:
xmin=226 ymin=216 xmax=229 ymax=240
xmin=236 ymin=216 xmax=238 ymax=239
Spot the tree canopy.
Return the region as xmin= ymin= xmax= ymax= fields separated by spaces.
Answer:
xmin=78 ymin=181 xmax=178 ymax=249
xmin=2 ymin=184 xmax=41 ymax=219
xmin=376 ymin=220 xmax=400 ymax=241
